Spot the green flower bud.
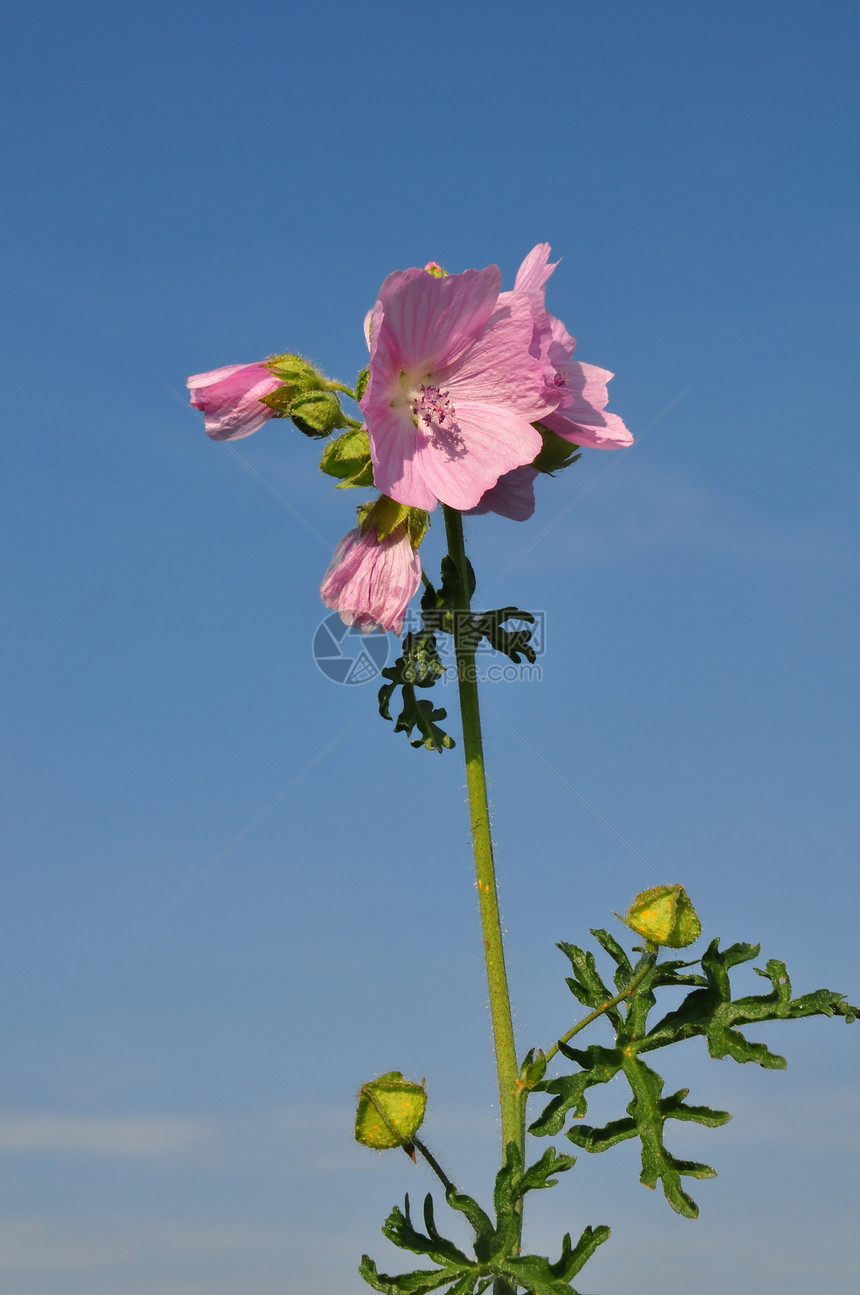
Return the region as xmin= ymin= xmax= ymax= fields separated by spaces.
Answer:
xmin=355 ymin=1071 xmax=427 ymax=1150
xmin=519 ymin=1048 xmax=547 ymax=1090
xmin=620 ymin=884 xmax=702 ymax=948
xmin=288 ymin=389 xmax=350 ymax=439
xmin=319 ymin=428 xmax=374 ymax=488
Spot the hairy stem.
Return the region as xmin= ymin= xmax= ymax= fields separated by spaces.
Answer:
xmin=442 ymin=506 xmax=523 ymax=1165
xmin=412 ymin=1137 xmax=456 ymax=1193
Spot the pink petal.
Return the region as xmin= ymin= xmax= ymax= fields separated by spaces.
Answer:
xmin=320 ymin=527 xmax=421 ymax=634
xmin=370 ymin=264 xmax=502 ymax=376
xmin=513 ymin=243 xmax=559 ymax=294
xmin=467 ymin=466 xmax=538 ymax=521
xmin=187 ymin=362 xmax=280 ymax=441
xmin=366 ymin=405 xmax=439 ymax=511
xmin=542 ymin=361 xmax=633 ymax=449
xmin=441 ymin=291 xmax=558 ymax=422
xmin=411 ymin=402 xmax=542 ymax=511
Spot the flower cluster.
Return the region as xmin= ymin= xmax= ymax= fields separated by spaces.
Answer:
xmin=187 ymin=246 xmax=631 ymax=633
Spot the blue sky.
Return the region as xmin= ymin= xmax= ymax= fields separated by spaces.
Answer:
xmin=1 ymin=0 xmax=858 ymax=1291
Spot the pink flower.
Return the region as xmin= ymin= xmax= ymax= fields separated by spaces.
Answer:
xmin=320 ymin=525 xmax=422 ymax=635
xmin=360 ymin=264 xmax=557 ymax=512
xmin=505 ymin=244 xmax=633 ymax=451
xmin=467 ymin=466 xmax=538 ymax=521
xmin=187 ymin=362 xmax=281 ymax=441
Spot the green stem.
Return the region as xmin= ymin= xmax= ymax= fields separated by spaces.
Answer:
xmin=542 ymin=947 xmax=657 ymax=1066
xmin=412 ymin=1137 xmax=456 ymax=1193
xmin=325 ymin=379 xmax=358 ymax=401
xmin=442 ymin=505 xmax=522 ymax=1164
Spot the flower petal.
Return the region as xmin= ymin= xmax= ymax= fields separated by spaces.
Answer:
xmin=513 ymin=243 xmax=559 ymax=294
xmin=320 ymin=526 xmax=421 ymax=634
xmin=366 ymin=405 xmax=439 ymax=511
xmin=441 ymin=292 xmax=558 ymax=422
xmin=187 ymin=362 xmax=280 ymax=441
xmin=369 ymin=264 xmax=502 ymax=376
xmin=411 ymin=402 xmax=542 ymax=511
xmin=542 ymin=361 xmax=633 ymax=448
xmin=467 ymin=466 xmax=538 ymax=521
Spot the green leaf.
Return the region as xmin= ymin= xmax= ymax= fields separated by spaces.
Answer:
xmin=472 ymin=608 xmax=537 ymax=665
xmin=556 ymin=942 xmax=616 ymax=1012
xmin=444 ymin=1188 xmax=496 ymax=1263
xmin=500 ymin=1224 xmax=611 ymax=1295
xmin=519 ymin=1145 xmax=577 ymax=1194
xmin=529 ymin=1044 xmax=622 ymax=1136
xmin=356 ymin=366 xmax=369 ymax=399
xmin=638 ymin=939 xmax=856 ymax=1067
xmin=590 ymin=928 xmax=633 ymax=986
xmin=566 ymin=1054 xmax=730 ymax=1218
xmin=383 ymin=1196 xmax=471 ymax=1268
xmin=437 ymin=553 xmax=475 ymax=608
xmin=378 ymin=633 xmax=453 ymax=752
xmin=362 ymin=1153 xmax=608 ymax=1295
xmin=359 ymin=1255 xmax=464 ymax=1294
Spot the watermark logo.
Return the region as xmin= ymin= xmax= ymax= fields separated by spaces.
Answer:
xmin=312 ymin=610 xmax=547 ymax=685
xmin=312 ymin=613 xmax=390 ymax=685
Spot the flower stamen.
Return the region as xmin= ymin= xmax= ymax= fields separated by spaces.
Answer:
xmin=409 ymin=383 xmax=465 ymax=459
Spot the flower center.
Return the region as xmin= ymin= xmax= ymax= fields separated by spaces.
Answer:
xmin=408 ymin=381 xmax=466 ymax=459
xmin=411 ymin=383 xmax=453 ymax=428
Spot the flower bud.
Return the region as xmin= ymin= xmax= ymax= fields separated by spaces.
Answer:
xmin=519 ymin=1048 xmax=547 ymax=1089
xmin=355 ymin=1071 xmax=427 ymax=1150
xmin=320 ymin=521 xmax=423 ymax=635
xmin=288 ymin=389 xmax=349 ymax=438
xmin=187 ymin=362 xmax=282 ymax=441
xmin=620 ymin=884 xmax=701 ymax=948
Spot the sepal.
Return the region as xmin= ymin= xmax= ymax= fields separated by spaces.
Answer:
xmin=261 ymin=353 xmax=352 ymax=438
xmin=531 ymin=424 xmax=583 ymax=475
xmin=289 ymin=389 xmax=351 ymax=438
xmin=320 ymin=428 xmax=375 ymax=488
xmin=360 ymin=497 xmax=429 ymax=547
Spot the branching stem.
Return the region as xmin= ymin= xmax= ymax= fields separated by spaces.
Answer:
xmin=542 ymin=946 xmax=658 ymax=1066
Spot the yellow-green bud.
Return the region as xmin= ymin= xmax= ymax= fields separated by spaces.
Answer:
xmin=620 ymin=884 xmax=702 ymax=948
xmin=355 ymin=1071 xmax=427 ymax=1150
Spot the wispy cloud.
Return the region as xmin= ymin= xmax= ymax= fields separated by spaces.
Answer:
xmin=0 ymin=1215 xmax=282 ymax=1273
xmin=0 ymin=1114 xmax=212 ymax=1158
